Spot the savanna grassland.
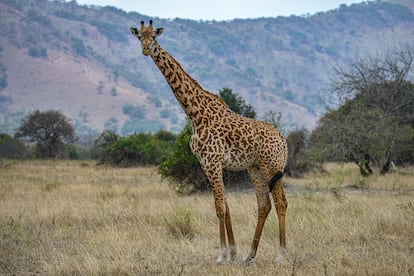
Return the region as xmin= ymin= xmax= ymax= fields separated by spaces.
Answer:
xmin=0 ymin=160 xmax=413 ymax=275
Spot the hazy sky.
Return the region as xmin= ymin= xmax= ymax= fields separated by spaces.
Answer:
xmin=76 ymin=0 xmax=366 ymax=21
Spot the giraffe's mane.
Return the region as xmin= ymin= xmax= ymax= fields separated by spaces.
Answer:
xmin=162 ymin=45 xmax=229 ymax=109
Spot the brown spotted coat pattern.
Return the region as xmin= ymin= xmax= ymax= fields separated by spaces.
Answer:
xmin=130 ymin=21 xmax=288 ymax=265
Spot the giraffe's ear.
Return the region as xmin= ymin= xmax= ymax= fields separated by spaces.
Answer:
xmin=130 ymin=27 xmax=139 ymax=35
xmin=155 ymin=28 xmax=164 ymax=37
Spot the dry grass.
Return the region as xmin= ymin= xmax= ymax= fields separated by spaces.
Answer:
xmin=0 ymin=160 xmax=413 ymax=275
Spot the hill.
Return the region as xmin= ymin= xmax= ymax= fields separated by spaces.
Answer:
xmin=0 ymin=0 xmax=413 ymax=135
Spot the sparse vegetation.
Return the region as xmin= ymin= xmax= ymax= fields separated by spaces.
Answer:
xmin=71 ymin=37 xmax=86 ymax=57
xmin=0 ymin=161 xmax=412 ymax=275
xmin=27 ymin=47 xmax=47 ymax=58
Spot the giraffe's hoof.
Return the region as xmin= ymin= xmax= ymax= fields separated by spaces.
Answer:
xmin=228 ymin=246 xmax=237 ymax=262
xmin=216 ymin=256 xmax=225 ymax=265
xmin=216 ymin=252 xmax=227 ymax=265
xmin=241 ymin=254 xmax=254 ymax=266
xmin=275 ymin=248 xmax=288 ymax=263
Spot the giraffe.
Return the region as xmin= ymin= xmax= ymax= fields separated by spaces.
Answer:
xmin=130 ymin=20 xmax=288 ymax=265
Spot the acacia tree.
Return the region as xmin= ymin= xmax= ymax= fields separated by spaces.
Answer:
xmin=309 ymin=45 xmax=414 ymax=174
xmin=15 ymin=110 xmax=76 ymax=158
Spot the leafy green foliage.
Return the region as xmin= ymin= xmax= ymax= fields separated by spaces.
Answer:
xmin=15 ymin=110 xmax=75 ymax=158
xmin=100 ymin=131 xmax=176 ymax=166
xmin=218 ymin=88 xmax=256 ymax=118
xmin=158 ymin=122 xmax=209 ymax=192
xmin=285 ymin=128 xmax=311 ymax=177
xmin=0 ymin=133 xmax=26 ymax=159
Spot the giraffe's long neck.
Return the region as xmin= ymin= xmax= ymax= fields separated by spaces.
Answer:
xmin=150 ymin=42 xmax=228 ymax=122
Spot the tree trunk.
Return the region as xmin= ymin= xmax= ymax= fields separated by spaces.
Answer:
xmin=358 ymin=154 xmax=373 ymax=177
xmin=380 ymin=159 xmax=391 ymax=175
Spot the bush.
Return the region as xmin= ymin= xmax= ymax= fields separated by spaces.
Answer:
xmin=158 ymin=123 xmax=209 ymax=193
xmin=100 ymin=131 xmax=175 ymax=166
xmin=0 ymin=133 xmax=26 ymax=159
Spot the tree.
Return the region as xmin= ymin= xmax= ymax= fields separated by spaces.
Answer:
xmin=285 ymin=128 xmax=310 ymax=177
xmin=310 ymin=46 xmax=414 ymax=174
xmin=94 ymin=130 xmax=119 ymax=150
xmin=15 ymin=110 xmax=76 ymax=158
xmin=218 ymin=88 xmax=256 ymax=118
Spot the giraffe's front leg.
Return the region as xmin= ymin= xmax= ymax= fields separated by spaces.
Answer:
xmin=216 ymin=213 xmax=227 ymax=265
xmin=203 ymin=163 xmax=234 ymax=264
xmin=212 ymin=183 xmax=230 ymax=264
xmin=225 ymin=201 xmax=237 ymax=262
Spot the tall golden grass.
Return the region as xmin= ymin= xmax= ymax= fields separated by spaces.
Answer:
xmin=0 ymin=160 xmax=413 ymax=275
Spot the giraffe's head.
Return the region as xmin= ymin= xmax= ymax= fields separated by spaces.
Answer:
xmin=130 ymin=20 xmax=164 ymax=56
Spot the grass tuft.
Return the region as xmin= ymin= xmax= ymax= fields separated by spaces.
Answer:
xmin=164 ymin=206 xmax=196 ymax=239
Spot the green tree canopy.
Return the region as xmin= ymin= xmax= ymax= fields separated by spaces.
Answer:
xmin=15 ymin=110 xmax=76 ymax=158
xmin=218 ymin=88 xmax=256 ymax=118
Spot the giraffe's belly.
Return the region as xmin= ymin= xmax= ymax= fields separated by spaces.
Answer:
xmin=222 ymin=146 xmax=257 ymax=171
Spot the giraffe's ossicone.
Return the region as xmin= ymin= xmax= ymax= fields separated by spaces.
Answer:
xmin=130 ymin=20 xmax=288 ymax=265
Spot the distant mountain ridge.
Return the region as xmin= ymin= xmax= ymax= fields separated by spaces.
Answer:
xmin=0 ymin=0 xmax=413 ymax=135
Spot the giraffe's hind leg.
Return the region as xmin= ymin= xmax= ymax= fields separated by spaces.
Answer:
xmin=270 ymin=176 xmax=288 ymax=262
xmin=225 ymin=201 xmax=237 ymax=261
xmin=243 ymin=165 xmax=272 ymax=265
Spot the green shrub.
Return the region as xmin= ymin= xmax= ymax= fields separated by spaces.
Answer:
xmin=100 ymin=131 xmax=175 ymax=166
xmin=0 ymin=133 xmax=26 ymax=159
xmin=158 ymin=123 xmax=209 ymax=193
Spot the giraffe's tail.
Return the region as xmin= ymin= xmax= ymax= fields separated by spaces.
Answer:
xmin=269 ymin=171 xmax=284 ymax=192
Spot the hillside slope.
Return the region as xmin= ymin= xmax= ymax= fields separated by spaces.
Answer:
xmin=0 ymin=0 xmax=413 ymax=135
